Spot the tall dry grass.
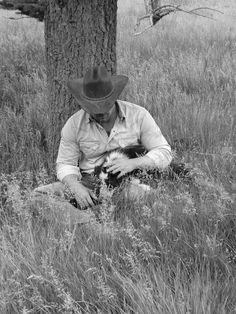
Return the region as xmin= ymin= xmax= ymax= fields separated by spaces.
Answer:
xmin=0 ymin=13 xmax=48 ymax=174
xmin=117 ymin=0 xmax=235 ymax=190
xmin=0 ymin=1 xmax=236 ymax=313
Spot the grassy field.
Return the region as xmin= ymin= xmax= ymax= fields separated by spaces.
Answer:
xmin=0 ymin=1 xmax=236 ymax=313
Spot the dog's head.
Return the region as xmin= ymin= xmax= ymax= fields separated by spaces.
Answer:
xmin=94 ymin=145 xmax=147 ymax=189
xmin=94 ymin=150 xmax=129 ymax=188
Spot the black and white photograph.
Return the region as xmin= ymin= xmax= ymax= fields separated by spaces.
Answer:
xmin=0 ymin=0 xmax=235 ymax=313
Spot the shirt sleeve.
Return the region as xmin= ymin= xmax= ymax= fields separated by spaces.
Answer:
xmin=140 ymin=110 xmax=172 ymax=169
xmin=56 ymin=117 xmax=81 ymax=181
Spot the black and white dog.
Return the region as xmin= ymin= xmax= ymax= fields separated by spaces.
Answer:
xmin=70 ymin=145 xmax=190 ymax=208
xmin=94 ymin=145 xmax=148 ymax=189
xmin=94 ymin=145 xmax=189 ymax=189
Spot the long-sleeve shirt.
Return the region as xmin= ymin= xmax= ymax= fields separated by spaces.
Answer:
xmin=56 ymin=100 xmax=172 ymax=181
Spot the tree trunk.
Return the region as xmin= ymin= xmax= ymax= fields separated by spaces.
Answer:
xmin=44 ymin=0 xmax=117 ymax=170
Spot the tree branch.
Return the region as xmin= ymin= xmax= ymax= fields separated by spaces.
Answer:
xmin=133 ymin=3 xmax=224 ymax=36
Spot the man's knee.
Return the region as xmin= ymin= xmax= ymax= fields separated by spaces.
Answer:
xmin=33 ymin=182 xmax=66 ymax=198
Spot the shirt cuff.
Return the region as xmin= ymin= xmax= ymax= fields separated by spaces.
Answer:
xmin=56 ymin=164 xmax=81 ymax=182
xmin=146 ymin=148 xmax=172 ymax=170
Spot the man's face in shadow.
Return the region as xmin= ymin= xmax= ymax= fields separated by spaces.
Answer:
xmin=89 ymin=102 xmax=117 ymax=124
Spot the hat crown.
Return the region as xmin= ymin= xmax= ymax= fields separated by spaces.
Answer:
xmin=83 ymin=66 xmax=113 ymax=100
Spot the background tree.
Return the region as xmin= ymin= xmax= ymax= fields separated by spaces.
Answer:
xmin=0 ymin=0 xmax=118 ymax=170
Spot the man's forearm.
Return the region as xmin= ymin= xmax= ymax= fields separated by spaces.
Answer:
xmin=145 ymin=147 xmax=172 ymax=170
xmin=133 ymin=149 xmax=172 ymax=171
xmin=132 ymin=155 xmax=156 ymax=170
xmin=57 ymin=163 xmax=81 ymax=182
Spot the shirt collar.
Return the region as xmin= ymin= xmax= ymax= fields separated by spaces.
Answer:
xmin=86 ymin=100 xmax=126 ymax=124
xmin=116 ymin=100 xmax=126 ymax=121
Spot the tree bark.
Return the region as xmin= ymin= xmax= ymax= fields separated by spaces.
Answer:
xmin=44 ymin=0 xmax=117 ymax=169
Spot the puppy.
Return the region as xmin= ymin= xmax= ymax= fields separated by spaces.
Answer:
xmin=94 ymin=144 xmax=190 ymax=188
xmin=94 ymin=145 xmax=147 ymax=188
xmin=70 ymin=145 xmax=190 ymax=208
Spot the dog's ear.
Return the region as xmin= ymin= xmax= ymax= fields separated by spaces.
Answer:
xmin=107 ymin=172 xmax=123 ymax=188
xmin=94 ymin=165 xmax=102 ymax=176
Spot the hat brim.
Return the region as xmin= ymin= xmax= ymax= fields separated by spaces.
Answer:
xmin=67 ymin=75 xmax=128 ymax=114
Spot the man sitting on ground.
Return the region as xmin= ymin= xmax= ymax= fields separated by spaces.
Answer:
xmin=35 ymin=65 xmax=172 ymax=210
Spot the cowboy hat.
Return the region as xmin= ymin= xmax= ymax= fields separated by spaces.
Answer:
xmin=67 ymin=66 xmax=128 ymax=114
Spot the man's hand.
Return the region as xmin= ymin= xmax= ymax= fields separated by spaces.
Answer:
xmin=106 ymin=158 xmax=136 ymax=179
xmin=70 ymin=182 xmax=97 ymax=209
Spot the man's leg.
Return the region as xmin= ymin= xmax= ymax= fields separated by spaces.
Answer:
xmin=29 ymin=193 xmax=96 ymax=226
xmin=33 ymin=173 xmax=99 ymax=200
xmin=31 ymin=177 xmax=98 ymax=225
xmin=34 ymin=181 xmax=66 ymax=198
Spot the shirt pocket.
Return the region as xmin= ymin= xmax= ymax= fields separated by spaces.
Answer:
xmin=117 ymin=132 xmax=139 ymax=148
xmin=79 ymin=140 xmax=101 ymax=157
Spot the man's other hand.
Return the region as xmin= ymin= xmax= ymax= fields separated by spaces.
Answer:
xmin=71 ymin=182 xmax=97 ymax=209
xmin=107 ymin=158 xmax=136 ymax=179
